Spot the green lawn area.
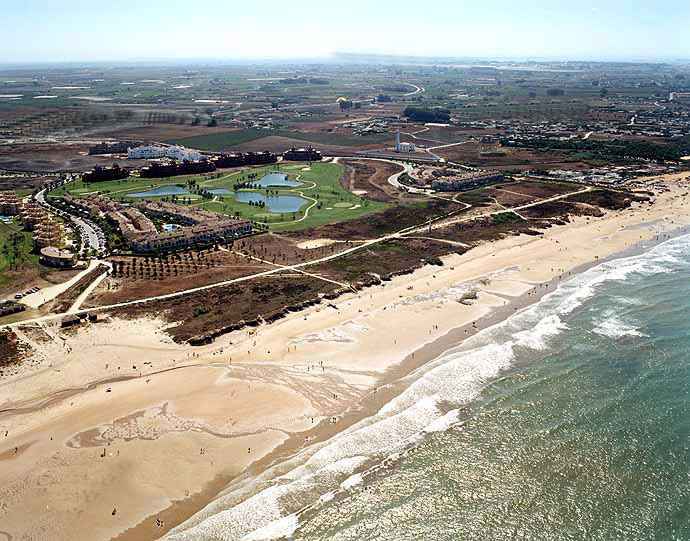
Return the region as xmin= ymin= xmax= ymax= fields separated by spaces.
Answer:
xmin=47 ymin=162 xmax=389 ymax=232
xmin=0 ymin=218 xmax=45 ymax=290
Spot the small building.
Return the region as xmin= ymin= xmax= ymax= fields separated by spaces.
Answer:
xmin=394 ymin=131 xmax=415 ymax=153
xmin=40 ymin=246 xmax=77 ymax=268
xmin=61 ymin=315 xmax=81 ymax=328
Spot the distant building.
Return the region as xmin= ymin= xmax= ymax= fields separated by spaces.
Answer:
xmin=139 ymin=159 xmax=216 ymax=178
xmin=431 ymin=171 xmax=504 ymax=192
xmin=395 ymin=131 xmax=416 ymax=153
xmin=282 ymin=147 xmax=322 ymax=161
xmin=127 ymin=145 xmax=202 ymax=161
xmin=83 ymin=164 xmax=130 ymax=183
xmin=670 ymin=92 xmax=690 ymax=104
xmin=89 ymin=141 xmax=143 ymax=155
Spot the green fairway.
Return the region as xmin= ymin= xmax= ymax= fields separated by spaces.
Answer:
xmin=48 ymin=162 xmax=388 ymax=232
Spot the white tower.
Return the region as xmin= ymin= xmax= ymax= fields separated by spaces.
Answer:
xmin=395 ymin=130 xmax=401 ymax=152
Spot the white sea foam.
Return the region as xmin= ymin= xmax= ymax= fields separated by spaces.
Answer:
xmin=168 ymin=232 xmax=690 ymax=540
xmin=593 ymin=315 xmax=645 ymax=339
xmin=514 ymin=314 xmax=567 ymax=350
xmin=424 ymin=409 xmax=461 ymax=433
xmin=241 ymin=514 xmax=298 ymax=540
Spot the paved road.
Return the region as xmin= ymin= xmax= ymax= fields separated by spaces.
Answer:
xmin=35 ymin=185 xmax=105 ymax=255
xmin=401 ymin=83 xmax=425 ymax=96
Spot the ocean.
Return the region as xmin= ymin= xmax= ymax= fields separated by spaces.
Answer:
xmin=167 ymin=232 xmax=690 ymax=541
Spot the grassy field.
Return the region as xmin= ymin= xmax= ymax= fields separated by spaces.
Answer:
xmin=0 ymin=218 xmax=44 ymax=290
xmin=48 ymin=162 xmax=388 ymax=232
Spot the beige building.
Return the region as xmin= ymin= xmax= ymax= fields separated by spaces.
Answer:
xmin=40 ymin=246 xmax=77 ymax=268
xmin=0 ymin=191 xmax=20 ymax=216
xmin=33 ymin=220 xmax=64 ymax=249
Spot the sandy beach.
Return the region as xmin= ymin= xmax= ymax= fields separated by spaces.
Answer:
xmin=1 ymin=173 xmax=690 ymax=540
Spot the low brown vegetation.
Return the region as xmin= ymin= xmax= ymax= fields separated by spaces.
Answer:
xmin=112 ymin=275 xmax=338 ymax=344
xmin=437 ymin=142 xmax=598 ymax=171
xmin=340 ymin=159 xmax=403 ymax=202
xmin=0 ymin=330 xmax=28 ymax=375
xmin=90 ymin=248 xmax=268 ymax=306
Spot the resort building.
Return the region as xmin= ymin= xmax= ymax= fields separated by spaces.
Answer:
xmin=20 ymin=202 xmax=50 ymax=231
xmin=68 ymin=198 xmax=255 ymax=253
xmin=83 ymin=164 xmax=130 ymax=183
xmin=32 ymin=220 xmax=65 ymax=249
xmin=128 ymin=219 xmax=252 ymax=253
xmin=89 ymin=141 xmax=143 ymax=155
xmin=127 ymin=145 xmax=202 ymax=161
xmin=431 ymin=171 xmax=504 ymax=192
xmin=134 ymin=201 xmax=223 ymax=225
xmin=139 ymin=159 xmax=216 ymax=178
xmin=282 ymin=147 xmax=323 ymax=161
xmin=0 ymin=191 xmax=21 ymax=215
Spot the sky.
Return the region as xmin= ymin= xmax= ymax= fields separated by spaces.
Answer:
xmin=4 ymin=0 xmax=690 ymax=63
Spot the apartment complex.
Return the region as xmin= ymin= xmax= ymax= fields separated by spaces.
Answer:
xmin=88 ymin=141 xmax=143 ymax=155
xmin=130 ymin=201 xmax=252 ymax=253
xmin=140 ymin=159 xmax=216 ymax=178
xmin=128 ymin=145 xmax=202 ymax=161
xmin=0 ymin=191 xmax=21 ymax=215
xmin=64 ymin=195 xmax=253 ymax=253
xmin=32 ymin=220 xmax=65 ymax=248
xmin=83 ymin=164 xmax=130 ymax=183
xmin=282 ymin=147 xmax=323 ymax=161
xmin=431 ymin=171 xmax=504 ymax=192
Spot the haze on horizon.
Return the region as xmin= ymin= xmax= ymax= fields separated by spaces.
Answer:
xmin=5 ymin=0 xmax=690 ymax=65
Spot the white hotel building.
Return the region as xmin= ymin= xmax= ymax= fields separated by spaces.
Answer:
xmin=127 ymin=145 xmax=202 ymax=161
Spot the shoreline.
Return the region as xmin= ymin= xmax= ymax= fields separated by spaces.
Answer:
xmin=1 ymin=173 xmax=690 ymax=540
xmin=162 ymin=218 xmax=690 ymax=538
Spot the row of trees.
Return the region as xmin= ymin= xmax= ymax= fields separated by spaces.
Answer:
xmin=403 ymin=106 xmax=451 ymax=123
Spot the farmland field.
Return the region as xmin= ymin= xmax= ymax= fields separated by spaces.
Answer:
xmin=166 ymin=128 xmax=390 ymax=151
